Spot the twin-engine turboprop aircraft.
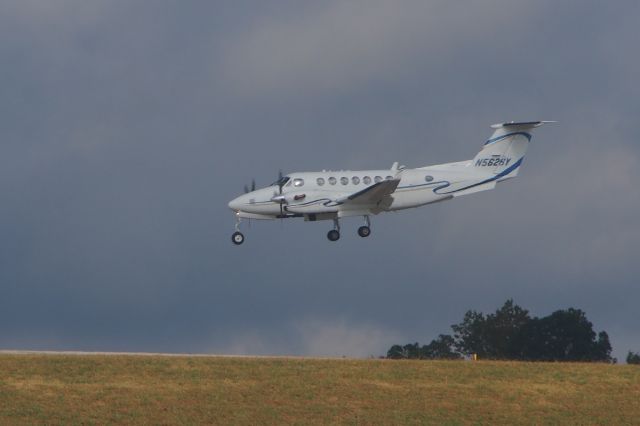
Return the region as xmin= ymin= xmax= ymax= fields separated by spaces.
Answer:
xmin=228 ymin=121 xmax=552 ymax=244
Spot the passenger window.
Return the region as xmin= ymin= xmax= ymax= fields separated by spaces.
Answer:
xmin=352 ymin=176 xmax=360 ymax=185
xmin=317 ymin=177 xmax=325 ymax=186
xmin=385 ymin=176 xmax=393 ymax=180
xmin=328 ymin=177 xmax=337 ymax=185
xmin=340 ymin=177 xmax=349 ymax=185
xmin=425 ymin=175 xmax=434 ymax=182
xmin=374 ymin=176 xmax=383 ymax=183
xmin=293 ymin=178 xmax=305 ymax=187
xmin=363 ymin=176 xmax=371 ymax=185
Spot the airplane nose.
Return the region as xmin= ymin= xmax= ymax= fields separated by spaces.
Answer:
xmin=228 ymin=196 xmax=242 ymax=211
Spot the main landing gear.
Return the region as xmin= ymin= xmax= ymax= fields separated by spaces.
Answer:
xmin=357 ymin=215 xmax=371 ymax=238
xmin=326 ymin=216 xmax=372 ymax=242
xmin=327 ymin=217 xmax=341 ymax=241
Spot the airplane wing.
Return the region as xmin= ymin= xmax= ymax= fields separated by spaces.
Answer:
xmin=336 ymin=178 xmax=400 ymax=205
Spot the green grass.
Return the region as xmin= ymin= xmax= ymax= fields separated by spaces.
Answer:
xmin=1 ymin=354 xmax=639 ymax=425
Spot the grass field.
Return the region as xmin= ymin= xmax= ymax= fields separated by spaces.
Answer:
xmin=1 ymin=353 xmax=639 ymax=425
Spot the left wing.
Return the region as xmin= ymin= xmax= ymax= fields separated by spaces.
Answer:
xmin=336 ymin=179 xmax=400 ymax=205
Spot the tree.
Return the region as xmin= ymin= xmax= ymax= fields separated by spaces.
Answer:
xmin=386 ymin=336 xmax=461 ymax=360
xmin=386 ymin=342 xmax=421 ymax=359
xmin=451 ymin=310 xmax=489 ymax=357
xmin=627 ymin=351 xmax=640 ymax=365
xmin=484 ymin=299 xmax=531 ymax=359
xmin=452 ymin=299 xmax=530 ymax=359
xmin=421 ymin=334 xmax=461 ymax=360
xmin=520 ymin=308 xmax=612 ymax=362
xmin=387 ymin=345 xmax=406 ymax=359
xmin=388 ymin=300 xmax=613 ymax=362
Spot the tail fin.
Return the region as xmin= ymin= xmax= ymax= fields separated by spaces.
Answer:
xmin=472 ymin=121 xmax=552 ymax=179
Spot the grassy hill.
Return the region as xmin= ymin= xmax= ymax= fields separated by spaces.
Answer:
xmin=1 ymin=353 xmax=639 ymax=424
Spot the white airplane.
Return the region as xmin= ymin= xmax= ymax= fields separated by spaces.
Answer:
xmin=228 ymin=121 xmax=552 ymax=244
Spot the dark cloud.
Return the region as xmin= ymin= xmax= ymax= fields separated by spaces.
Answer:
xmin=1 ymin=0 xmax=638 ymax=360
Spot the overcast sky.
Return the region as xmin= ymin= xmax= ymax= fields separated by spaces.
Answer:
xmin=1 ymin=0 xmax=639 ymax=360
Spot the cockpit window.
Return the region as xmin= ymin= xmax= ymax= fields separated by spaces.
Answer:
xmin=273 ymin=176 xmax=290 ymax=187
xmin=293 ymin=178 xmax=304 ymax=187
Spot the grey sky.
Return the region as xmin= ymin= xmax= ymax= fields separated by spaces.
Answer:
xmin=1 ymin=0 xmax=638 ymax=360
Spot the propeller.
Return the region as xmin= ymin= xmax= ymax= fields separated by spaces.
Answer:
xmin=243 ymin=178 xmax=256 ymax=194
xmin=272 ymin=169 xmax=286 ymax=216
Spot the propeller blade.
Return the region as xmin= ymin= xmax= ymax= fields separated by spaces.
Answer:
xmin=276 ymin=170 xmax=285 ymax=215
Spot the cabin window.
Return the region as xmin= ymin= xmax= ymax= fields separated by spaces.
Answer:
xmin=385 ymin=176 xmax=393 ymax=180
xmin=363 ymin=176 xmax=371 ymax=185
xmin=293 ymin=178 xmax=305 ymax=187
xmin=328 ymin=177 xmax=337 ymax=185
xmin=317 ymin=177 xmax=325 ymax=186
xmin=425 ymin=175 xmax=434 ymax=182
xmin=374 ymin=176 xmax=383 ymax=183
xmin=352 ymin=176 xmax=360 ymax=185
xmin=340 ymin=177 xmax=349 ymax=185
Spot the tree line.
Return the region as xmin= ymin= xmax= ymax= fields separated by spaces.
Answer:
xmin=387 ymin=299 xmax=622 ymax=363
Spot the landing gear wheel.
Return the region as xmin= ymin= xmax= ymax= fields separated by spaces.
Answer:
xmin=357 ymin=226 xmax=371 ymax=238
xmin=327 ymin=230 xmax=340 ymax=242
xmin=231 ymin=231 xmax=245 ymax=245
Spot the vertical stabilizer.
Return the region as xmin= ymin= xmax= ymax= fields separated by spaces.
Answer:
xmin=472 ymin=121 xmax=552 ymax=179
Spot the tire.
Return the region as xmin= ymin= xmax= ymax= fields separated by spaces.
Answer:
xmin=232 ymin=231 xmax=245 ymax=245
xmin=357 ymin=226 xmax=371 ymax=238
xmin=327 ymin=230 xmax=340 ymax=241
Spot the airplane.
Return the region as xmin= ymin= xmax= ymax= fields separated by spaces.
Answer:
xmin=228 ymin=121 xmax=553 ymax=244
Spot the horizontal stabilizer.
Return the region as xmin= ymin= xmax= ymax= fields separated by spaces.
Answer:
xmin=491 ymin=120 xmax=556 ymax=129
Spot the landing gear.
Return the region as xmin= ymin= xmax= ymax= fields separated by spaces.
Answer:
xmin=231 ymin=214 xmax=245 ymax=245
xmin=232 ymin=231 xmax=245 ymax=245
xmin=357 ymin=215 xmax=371 ymax=238
xmin=327 ymin=217 xmax=341 ymax=242
xmin=357 ymin=226 xmax=370 ymax=238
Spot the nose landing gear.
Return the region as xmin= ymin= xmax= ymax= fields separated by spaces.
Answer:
xmin=231 ymin=213 xmax=245 ymax=245
xmin=232 ymin=231 xmax=245 ymax=245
